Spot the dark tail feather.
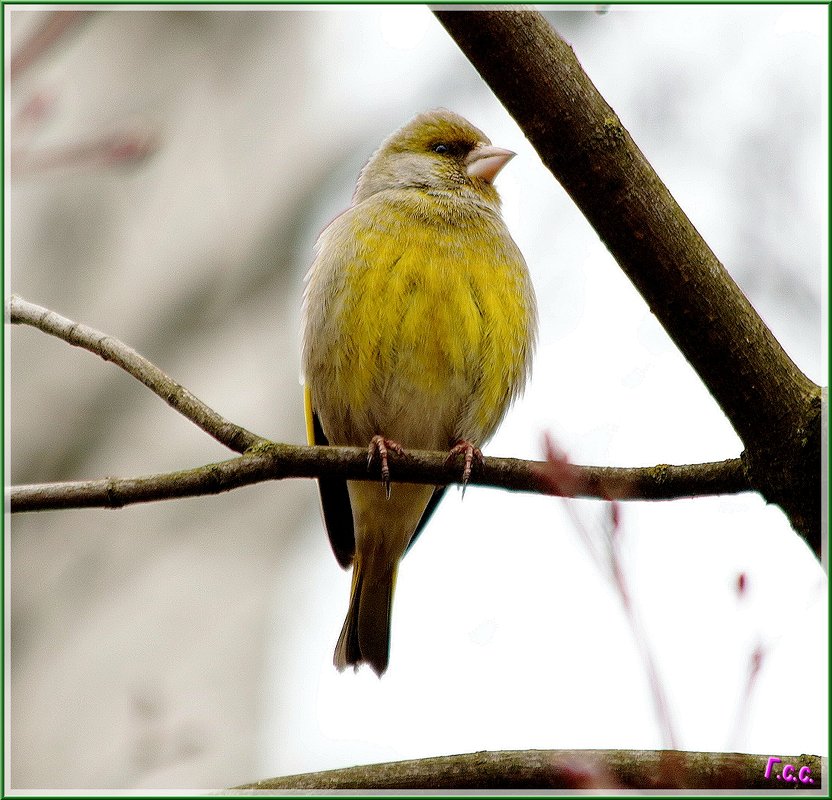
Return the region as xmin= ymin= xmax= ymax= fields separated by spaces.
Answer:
xmin=333 ymin=569 xmax=363 ymax=671
xmin=333 ymin=559 xmax=396 ymax=677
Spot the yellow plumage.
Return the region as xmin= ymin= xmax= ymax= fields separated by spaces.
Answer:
xmin=302 ymin=109 xmax=537 ymax=675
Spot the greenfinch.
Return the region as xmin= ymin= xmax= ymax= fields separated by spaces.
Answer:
xmin=302 ymin=109 xmax=537 ymax=676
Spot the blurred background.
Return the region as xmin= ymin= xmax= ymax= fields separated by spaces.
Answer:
xmin=5 ymin=4 xmax=827 ymax=791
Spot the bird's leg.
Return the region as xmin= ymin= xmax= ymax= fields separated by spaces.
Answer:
xmin=446 ymin=440 xmax=484 ymax=497
xmin=367 ymin=435 xmax=406 ymax=499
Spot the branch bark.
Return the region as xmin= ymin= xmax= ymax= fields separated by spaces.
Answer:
xmin=9 ymin=294 xmax=752 ymax=512
xmin=9 ymin=447 xmax=749 ymax=513
xmin=432 ymin=9 xmax=824 ymax=558
xmin=235 ymin=749 xmax=824 ymax=790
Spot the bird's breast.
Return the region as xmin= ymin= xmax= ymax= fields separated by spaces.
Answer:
xmin=306 ymin=202 xmax=534 ymax=450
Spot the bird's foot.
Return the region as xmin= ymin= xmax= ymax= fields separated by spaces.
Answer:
xmin=446 ymin=440 xmax=484 ymax=497
xmin=367 ymin=435 xmax=405 ymax=499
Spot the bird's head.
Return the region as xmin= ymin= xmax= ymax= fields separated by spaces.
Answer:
xmin=353 ymin=109 xmax=514 ymax=209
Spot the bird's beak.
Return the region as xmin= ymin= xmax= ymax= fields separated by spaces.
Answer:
xmin=465 ymin=143 xmax=516 ymax=183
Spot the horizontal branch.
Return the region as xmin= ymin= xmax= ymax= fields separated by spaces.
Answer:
xmin=10 ymin=443 xmax=749 ymax=513
xmin=8 ymin=295 xmax=262 ymax=454
xmin=235 ymin=748 xmax=824 ymax=790
xmin=8 ymin=294 xmax=750 ymax=514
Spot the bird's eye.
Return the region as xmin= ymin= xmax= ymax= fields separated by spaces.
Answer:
xmin=432 ymin=143 xmax=449 ymax=154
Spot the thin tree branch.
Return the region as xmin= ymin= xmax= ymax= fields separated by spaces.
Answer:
xmin=10 ymin=447 xmax=749 ymax=513
xmin=432 ymin=9 xmax=823 ymax=557
xmin=235 ymin=748 xmax=824 ymax=790
xmin=8 ymin=295 xmax=263 ymax=454
xmin=8 ymin=295 xmax=751 ymax=512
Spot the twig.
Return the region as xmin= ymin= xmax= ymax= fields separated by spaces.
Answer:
xmin=542 ymin=435 xmax=678 ymax=750
xmin=728 ymin=644 xmax=765 ymax=750
xmin=8 ymin=295 xmax=263 ymax=454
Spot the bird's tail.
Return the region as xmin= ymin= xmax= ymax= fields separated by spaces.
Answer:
xmin=334 ymin=551 xmax=398 ymax=677
xmin=333 ymin=481 xmax=434 ymax=676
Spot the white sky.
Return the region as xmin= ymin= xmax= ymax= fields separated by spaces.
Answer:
xmin=258 ymin=3 xmax=827 ymax=781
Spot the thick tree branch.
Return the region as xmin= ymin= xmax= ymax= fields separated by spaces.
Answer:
xmin=235 ymin=749 xmax=824 ymax=790
xmin=8 ymin=295 xmax=263 ymax=454
xmin=432 ymin=9 xmax=824 ymax=558
xmin=10 ymin=447 xmax=748 ymax=513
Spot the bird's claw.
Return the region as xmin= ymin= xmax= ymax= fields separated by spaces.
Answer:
xmin=367 ymin=435 xmax=405 ymax=499
xmin=446 ymin=440 xmax=484 ymax=498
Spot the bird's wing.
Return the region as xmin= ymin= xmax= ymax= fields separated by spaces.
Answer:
xmin=306 ymin=384 xmax=355 ymax=569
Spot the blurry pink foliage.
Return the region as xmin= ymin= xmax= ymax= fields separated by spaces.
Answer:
xmin=10 ymin=9 xmax=160 ymax=177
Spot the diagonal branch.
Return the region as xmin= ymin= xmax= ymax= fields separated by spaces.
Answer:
xmin=8 ymin=295 xmax=263 ymax=454
xmin=432 ymin=9 xmax=823 ymax=558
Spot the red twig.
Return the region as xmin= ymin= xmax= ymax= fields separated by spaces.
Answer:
xmin=541 ymin=433 xmax=679 ymax=750
xmin=11 ymin=128 xmax=159 ymax=176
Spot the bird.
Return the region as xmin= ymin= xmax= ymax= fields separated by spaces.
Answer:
xmin=301 ymin=109 xmax=537 ymax=676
